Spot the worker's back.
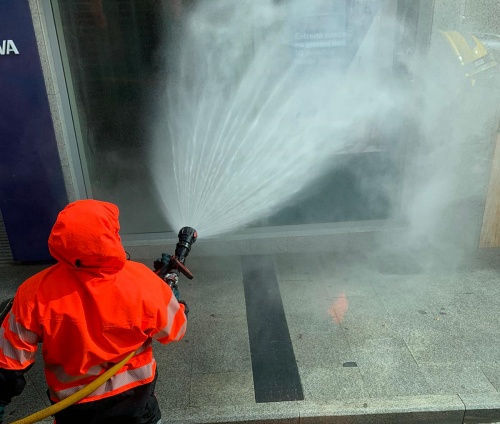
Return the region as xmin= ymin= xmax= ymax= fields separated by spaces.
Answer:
xmin=0 ymin=200 xmax=187 ymax=424
xmin=11 ymin=259 xmax=185 ymax=403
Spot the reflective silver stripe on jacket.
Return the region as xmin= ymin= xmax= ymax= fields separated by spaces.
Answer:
xmin=176 ymin=319 xmax=187 ymax=340
xmin=50 ymin=359 xmax=155 ymax=401
xmin=48 ymin=340 xmax=153 ymax=384
xmin=0 ymin=312 xmax=39 ymax=364
xmin=8 ymin=312 xmax=40 ymax=345
xmin=153 ymin=301 xmax=185 ymax=341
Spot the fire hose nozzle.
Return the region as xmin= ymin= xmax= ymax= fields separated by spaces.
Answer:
xmin=154 ymin=227 xmax=198 ymax=281
xmin=175 ymin=227 xmax=198 ymax=264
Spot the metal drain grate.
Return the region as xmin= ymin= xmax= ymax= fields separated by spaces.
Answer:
xmin=0 ymin=212 xmax=14 ymax=266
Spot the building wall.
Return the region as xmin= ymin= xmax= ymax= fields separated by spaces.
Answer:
xmin=0 ymin=1 xmax=68 ymax=261
xmin=23 ymin=0 xmax=500 ymax=260
xmin=29 ymin=0 xmax=80 ymax=203
xmin=426 ymin=0 xmax=500 ymax=250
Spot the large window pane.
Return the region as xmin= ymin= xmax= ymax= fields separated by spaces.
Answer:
xmin=52 ymin=1 xmax=450 ymax=235
xmin=54 ymin=0 xmax=177 ymax=234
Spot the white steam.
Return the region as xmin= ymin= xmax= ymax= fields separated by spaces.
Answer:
xmin=151 ymin=0 xmax=500 ymax=256
xmin=152 ymin=0 xmax=403 ymax=237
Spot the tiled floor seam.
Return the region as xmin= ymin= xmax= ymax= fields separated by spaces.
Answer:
xmin=404 ymin=337 xmax=420 ymax=367
xmin=457 ymin=394 xmax=468 ymax=424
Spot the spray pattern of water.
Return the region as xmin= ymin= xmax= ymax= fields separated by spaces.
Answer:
xmin=152 ymin=0 xmax=399 ymax=238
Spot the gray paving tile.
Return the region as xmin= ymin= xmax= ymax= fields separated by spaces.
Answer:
xmin=164 ymin=404 xmax=300 ymax=424
xmin=293 ymin=331 xmax=353 ymax=370
xmin=189 ymin=371 xmax=255 ymax=407
xmin=155 ymin=363 xmax=191 ymax=410
xmin=335 ymin=295 xmax=398 ymax=342
xmin=371 ymin=270 xmax=500 ymax=340
xmin=5 ymin=248 xmax=500 ymax=423
xmin=180 ymin=256 xmax=246 ymax=319
xmin=248 ymin=236 xmax=288 ymax=255
xmin=420 ymin=364 xmax=496 ymax=395
xmin=457 ymin=269 xmax=500 ymax=306
xmin=285 ymin=310 xmax=348 ymax=335
xmin=185 ymin=255 xmax=244 ymax=279
xmin=324 ymin=275 xmax=378 ymax=298
xmin=371 ymin=272 xmax=457 ymax=299
xmin=191 ymin=340 xmax=252 ymax=374
xmin=318 ymin=254 xmax=380 ymax=297
xmin=404 ymin=329 xmax=478 ymax=365
xmin=286 ymin=312 xmax=353 ymax=370
xmin=375 ymin=275 xmax=493 ymax=343
xmin=201 ymin=239 xmax=252 ymax=257
xmin=349 ymin=231 xmax=379 ymax=252
xmin=183 ymin=273 xmax=243 ymax=295
xmin=5 ymin=375 xmax=50 ymax=422
xmin=350 ymin=337 xmax=416 ymax=365
xmin=358 ymin=360 xmax=434 ymax=398
xmin=299 ymin=366 xmax=368 ymax=402
xmin=465 ymin=336 xmax=500 ymax=364
xmin=185 ymin=280 xmax=247 ymax=318
xmin=278 ymin=280 xmax=332 ymax=317
xmin=481 ymin=250 xmax=500 ymax=270
xmin=287 ymin=234 xmax=350 ymax=254
xmin=480 ymin=363 xmax=500 ymax=391
xmin=460 ymin=392 xmax=500 ymax=423
xmin=298 ymin=395 xmax=464 ymax=424
xmin=274 ymin=253 xmax=322 ymax=281
xmin=189 ymin=316 xmax=251 ymax=374
xmin=456 ymin=250 xmax=500 ymax=272
xmin=370 ymin=253 xmax=425 ymax=276
xmin=346 ymin=338 xmax=435 ymax=397
xmin=154 ymin=338 xmax=193 ymax=374
xmin=316 ymin=252 xmax=371 ymax=277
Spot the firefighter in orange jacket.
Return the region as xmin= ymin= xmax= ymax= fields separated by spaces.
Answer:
xmin=0 ymin=200 xmax=188 ymax=423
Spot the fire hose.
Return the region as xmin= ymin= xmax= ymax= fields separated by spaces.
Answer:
xmin=9 ymin=350 xmax=136 ymax=424
xmin=3 ymin=227 xmax=197 ymax=424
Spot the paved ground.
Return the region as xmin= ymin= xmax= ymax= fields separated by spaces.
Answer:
xmin=2 ymin=247 xmax=500 ymax=423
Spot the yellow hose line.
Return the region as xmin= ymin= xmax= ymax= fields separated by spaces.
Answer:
xmin=10 ymin=350 xmax=136 ymax=424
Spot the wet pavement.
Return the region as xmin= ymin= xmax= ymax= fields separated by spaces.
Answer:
xmin=2 ymin=247 xmax=500 ymax=423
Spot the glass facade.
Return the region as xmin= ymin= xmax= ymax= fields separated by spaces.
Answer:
xmin=51 ymin=0 xmax=500 ymax=239
xmin=53 ymin=0 xmax=174 ymax=234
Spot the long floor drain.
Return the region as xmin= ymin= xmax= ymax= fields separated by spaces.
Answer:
xmin=241 ymin=255 xmax=304 ymax=403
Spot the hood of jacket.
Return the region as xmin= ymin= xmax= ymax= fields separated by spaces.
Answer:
xmin=48 ymin=200 xmax=127 ymax=274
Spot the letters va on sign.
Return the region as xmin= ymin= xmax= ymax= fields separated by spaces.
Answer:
xmin=0 ymin=40 xmax=20 ymax=55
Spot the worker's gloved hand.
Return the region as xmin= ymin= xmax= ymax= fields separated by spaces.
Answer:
xmin=164 ymin=272 xmax=178 ymax=286
xmin=164 ymin=273 xmax=180 ymax=300
xmin=178 ymin=300 xmax=189 ymax=318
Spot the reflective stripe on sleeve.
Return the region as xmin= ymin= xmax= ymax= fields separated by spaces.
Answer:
xmin=177 ymin=319 xmax=187 ymax=340
xmin=8 ymin=313 xmax=40 ymax=345
xmin=0 ymin=326 xmax=37 ymax=365
xmin=0 ymin=312 xmax=39 ymax=366
xmin=153 ymin=300 xmax=186 ymax=341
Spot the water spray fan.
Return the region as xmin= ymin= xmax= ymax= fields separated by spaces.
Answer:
xmin=153 ymin=226 xmax=198 ymax=298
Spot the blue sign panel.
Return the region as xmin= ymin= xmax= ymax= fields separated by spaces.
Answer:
xmin=0 ymin=1 xmax=68 ymax=261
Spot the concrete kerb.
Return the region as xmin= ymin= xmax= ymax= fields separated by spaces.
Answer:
xmin=162 ymin=393 xmax=500 ymax=424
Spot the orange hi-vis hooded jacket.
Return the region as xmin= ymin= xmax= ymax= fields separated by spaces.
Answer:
xmin=0 ymin=200 xmax=187 ymax=403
